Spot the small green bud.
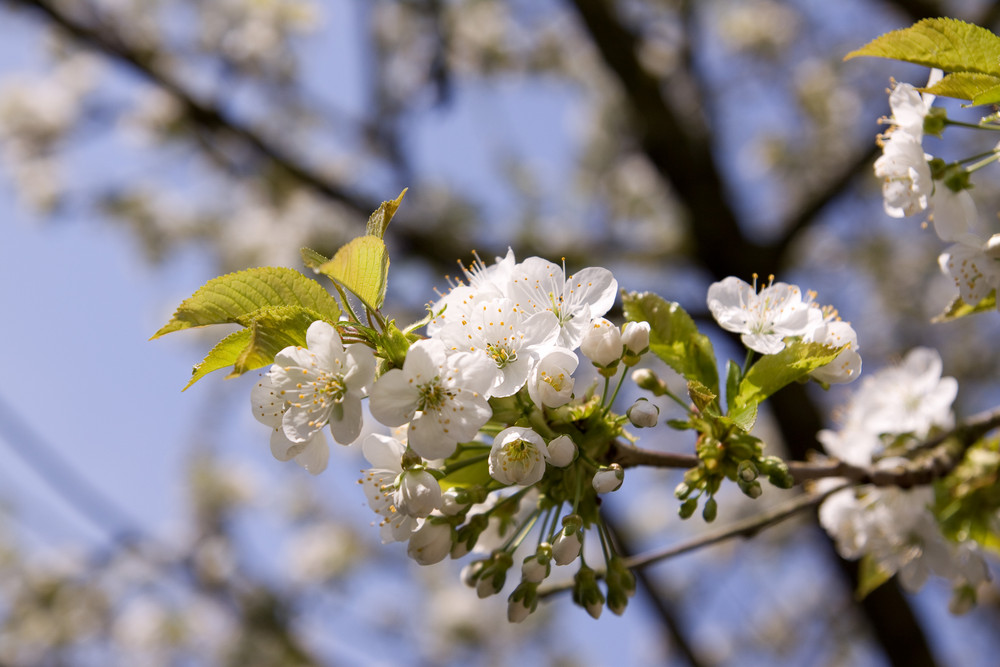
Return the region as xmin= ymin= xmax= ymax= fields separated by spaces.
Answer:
xmin=737 ymin=460 xmax=758 ymax=483
xmin=674 ymin=481 xmax=692 ymax=499
xmin=572 ymin=565 xmax=606 ymax=620
xmin=924 ymin=106 xmax=947 ymax=138
xmin=702 ymin=497 xmax=718 ymax=522
xmin=631 ymin=368 xmax=665 ymax=394
xmin=679 ymin=497 xmax=698 ymax=519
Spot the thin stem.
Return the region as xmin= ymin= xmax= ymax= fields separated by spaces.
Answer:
xmin=333 ymin=282 xmax=362 ymax=323
xmin=439 ymin=453 xmax=489 ymax=476
xmin=964 ymin=152 xmax=1000 ymax=173
xmin=944 ymin=118 xmax=1000 ymax=132
xmin=602 ymin=369 xmax=629 ymax=417
xmin=502 ymin=508 xmax=542 ymax=552
xmin=742 ymin=349 xmax=755 ymax=375
xmin=661 ymin=386 xmax=693 ymax=412
xmin=538 ymin=484 xmax=847 ymax=598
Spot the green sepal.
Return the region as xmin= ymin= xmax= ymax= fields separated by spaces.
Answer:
xmin=152 ymin=266 xmax=341 ymax=338
xmin=855 ymin=553 xmax=893 ymax=600
xmin=379 ymin=320 xmax=412 ymax=370
xmin=933 ymin=290 xmax=996 ymax=322
xmin=622 ymin=291 xmax=718 ymax=394
xmin=734 ymin=341 xmax=842 ymax=409
xmin=845 ymin=18 xmax=1000 ymax=79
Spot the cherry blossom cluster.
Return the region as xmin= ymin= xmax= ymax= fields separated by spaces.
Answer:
xmin=707 ymin=274 xmax=862 ymax=383
xmin=251 ymin=250 xmax=657 ymax=620
xmin=817 ymin=348 xmax=989 ymax=611
xmin=874 ymin=73 xmax=1000 ymax=309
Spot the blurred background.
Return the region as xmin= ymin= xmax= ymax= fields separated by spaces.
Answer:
xmin=1 ymin=0 xmax=999 ymax=664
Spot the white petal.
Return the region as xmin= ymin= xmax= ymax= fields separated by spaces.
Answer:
xmin=251 ymin=374 xmax=284 ymax=427
xmin=361 ymin=433 xmax=406 ymax=470
xmin=369 ymin=369 xmax=418 ymax=427
xmin=328 ymin=393 xmax=363 ymax=445
xmin=294 ymin=437 xmax=330 ymax=475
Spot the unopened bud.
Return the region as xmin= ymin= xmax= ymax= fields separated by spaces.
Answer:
xmin=581 ymin=318 xmax=623 ymax=368
xmin=627 ymin=398 xmax=659 ymax=428
xmin=621 ymin=321 xmax=651 ymax=354
xmin=702 ymin=497 xmax=718 ymax=523
xmin=546 ymin=435 xmax=577 ymax=467
xmin=592 ymin=464 xmax=625 ymax=494
xmin=507 ymin=582 xmax=539 ymax=623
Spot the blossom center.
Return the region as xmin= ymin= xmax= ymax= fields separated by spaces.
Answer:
xmin=486 ymin=341 xmax=518 ymax=368
xmin=417 ymin=378 xmax=450 ymax=412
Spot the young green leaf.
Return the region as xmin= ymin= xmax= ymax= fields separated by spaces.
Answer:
xmin=856 ymin=553 xmax=893 ymax=600
xmin=232 ymin=306 xmax=317 ymax=376
xmin=366 ymin=188 xmax=407 ymax=239
xmin=315 ymin=235 xmax=390 ymax=311
xmin=932 ymin=290 xmax=996 ymax=322
xmin=184 ymin=329 xmax=252 ymax=390
xmin=734 ymin=341 xmax=843 ymax=409
xmin=725 ymin=360 xmax=742 ymax=413
xmin=300 ymin=247 xmax=330 ymax=272
xmin=152 ymin=267 xmax=341 ymax=338
xmin=845 ymin=18 xmax=1000 ymax=77
xmin=622 ymin=291 xmax=719 ymax=394
xmin=922 ymin=72 xmax=1000 ymax=103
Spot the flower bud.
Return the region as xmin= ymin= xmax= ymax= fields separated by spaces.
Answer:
xmin=631 ymin=368 xmax=666 ymax=395
xmin=461 ymin=558 xmax=488 ymax=588
xmin=476 ymin=551 xmax=513 ymax=598
xmin=521 ymin=545 xmax=552 ymax=584
xmin=572 ymin=565 xmax=605 ymax=620
xmin=546 ymin=435 xmax=577 ymax=467
xmin=702 ymin=497 xmax=718 ymax=523
xmin=592 ymin=464 xmax=624 ymax=494
xmin=507 ymin=582 xmax=539 ymax=623
xmin=452 ymin=513 xmax=489 ymax=558
xmin=440 ymin=487 xmax=469 ymax=516
xmin=397 ymin=468 xmax=442 ymax=518
xmin=621 ymin=321 xmax=650 ymax=354
xmin=580 ymin=318 xmax=623 ymax=367
xmin=407 ymin=520 xmax=453 ymax=566
xmin=552 ymin=522 xmax=583 ymax=566
xmin=627 ymin=399 xmax=659 ymax=428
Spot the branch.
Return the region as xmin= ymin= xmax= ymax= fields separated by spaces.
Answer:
xmin=610 ymin=404 xmax=1000 ymax=487
xmin=539 ymin=483 xmax=847 ymax=598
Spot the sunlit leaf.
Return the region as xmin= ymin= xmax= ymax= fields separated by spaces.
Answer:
xmin=856 ymin=553 xmax=893 ymax=600
xmin=184 ymin=329 xmax=252 ymax=390
xmin=232 ymin=306 xmax=317 ymax=376
xmin=366 ymin=188 xmax=407 ymax=239
xmin=933 ymin=290 xmax=996 ymax=322
xmin=845 ymin=18 xmax=1000 ymax=77
xmin=622 ymin=291 xmax=719 ymax=394
xmin=300 ymin=247 xmax=330 ymax=272
xmin=734 ymin=341 xmax=842 ymax=409
xmin=316 ymin=235 xmax=390 ymax=311
xmin=152 ymin=267 xmax=341 ymax=338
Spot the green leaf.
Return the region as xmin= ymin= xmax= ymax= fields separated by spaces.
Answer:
xmin=233 ymin=306 xmax=316 ymax=376
xmin=152 ymin=267 xmax=341 ymax=338
xmin=729 ymin=401 xmax=758 ymax=432
xmin=856 ymin=553 xmax=893 ymax=600
xmin=622 ymin=292 xmax=719 ymax=394
xmin=366 ymin=188 xmax=407 ymax=239
xmin=921 ymin=72 xmax=1000 ymax=102
xmin=932 ymin=290 xmax=996 ymax=322
xmin=300 ymin=247 xmax=330 ymax=272
xmin=316 ymin=235 xmax=389 ymax=311
xmin=439 ymin=446 xmax=492 ymax=490
xmin=845 ymin=18 xmax=1000 ymax=77
xmin=725 ymin=360 xmax=741 ymax=413
xmin=734 ymin=341 xmax=842 ymax=409
xmin=687 ymin=380 xmax=717 ymax=414
xmin=184 ymin=329 xmax=252 ymax=390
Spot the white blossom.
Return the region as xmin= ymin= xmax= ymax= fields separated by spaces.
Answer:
xmin=527 ymin=347 xmax=579 ymax=408
xmin=359 ymin=434 xmax=420 ymax=543
xmin=436 ymin=297 xmax=560 ymax=397
xmin=369 ymin=339 xmax=494 ymax=459
xmin=251 ymin=373 xmax=330 ymax=475
xmin=939 ymin=233 xmax=1000 ymax=307
xmin=407 ymin=520 xmax=453 ymax=565
xmin=427 ymin=248 xmax=517 ymax=334
xmin=489 ymin=427 xmax=549 ymax=486
xmin=259 ymin=320 xmax=375 ymax=445
xmin=802 ymin=312 xmax=862 ymax=385
xmin=707 ymin=276 xmax=815 ymax=354
xmin=592 ymin=464 xmax=624 ymax=493
xmin=507 ymin=257 xmax=618 ymax=348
